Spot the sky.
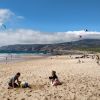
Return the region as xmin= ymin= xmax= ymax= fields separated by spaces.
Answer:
xmin=0 ymin=0 xmax=100 ymax=46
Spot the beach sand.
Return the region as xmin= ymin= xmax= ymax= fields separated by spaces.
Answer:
xmin=0 ymin=55 xmax=100 ymax=100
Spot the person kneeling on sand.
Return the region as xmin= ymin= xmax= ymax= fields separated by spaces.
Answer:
xmin=49 ymin=71 xmax=61 ymax=86
xmin=8 ymin=72 xmax=21 ymax=89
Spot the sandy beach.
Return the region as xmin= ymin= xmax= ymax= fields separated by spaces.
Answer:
xmin=0 ymin=55 xmax=100 ymax=100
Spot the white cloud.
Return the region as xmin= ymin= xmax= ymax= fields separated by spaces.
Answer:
xmin=0 ymin=8 xmax=100 ymax=46
xmin=17 ymin=16 xmax=24 ymax=19
xmin=0 ymin=8 xmax=24 ymax=25
xmin=0 ymin=9 xmax=14 ymax=24
xmin=0 ymin=29 xmax=100 ymax=46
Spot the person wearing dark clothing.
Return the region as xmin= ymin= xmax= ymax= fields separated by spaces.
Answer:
xmin=49 ymin=71 xmax=61 ymax=86
xmin=8 ymin=72 xmax=21 ymax=88
xmin=49 ymin=71 xmax=58 ymax=80
xmin=96 ymin=55 xmax=100 ymax=65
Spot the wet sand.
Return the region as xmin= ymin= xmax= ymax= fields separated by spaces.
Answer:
xmin=0 ymin=55 xmax=100 ymax=100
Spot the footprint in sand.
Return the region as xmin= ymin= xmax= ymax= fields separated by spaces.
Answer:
xmin=14 ymin=97 xmax=17 ymax=99
xmin=21 ymin=98 xmax=25 ymax=100
xmin=7 ymin=97 xmax=10 ymax=100
xmin=2 ymin=95 xmax=6 ymax=99
xmin=28 ymin=90 xmax=33 ymax=93
xmin=43 ymin=97 xmax=48 ymax=100
xmin=58 ymin=96 xmax=63 ymax=99
xmin=24 ymin=91 xmax=26 ymax=93
xmin=26 ymin=94 xmax=31 ymax=97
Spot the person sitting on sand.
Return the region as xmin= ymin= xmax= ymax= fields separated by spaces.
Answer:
xmin=49 ymin=71 xmax=61 ymax=86
xmin=8 ymin=72 xmax=21 ymax=89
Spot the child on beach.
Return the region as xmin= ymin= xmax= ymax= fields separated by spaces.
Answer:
xmin=8 ymin=72 xmax=21 ymax=89
xmin=49 ymin=71 xmax=61 ymax=86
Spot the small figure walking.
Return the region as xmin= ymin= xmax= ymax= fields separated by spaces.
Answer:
xmin=78 ymin=59 xmax=81 ymax=63
xmin=96 ymin=55 xmax=100 ymax=65
xmin=6 ymin=57 xmax=7 ymax=64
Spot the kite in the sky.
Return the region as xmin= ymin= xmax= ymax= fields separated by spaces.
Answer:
xmin=85 ymin=29 xmax=88 ymax=32
xmin=0 ymin=24 xmax=6 ymax=31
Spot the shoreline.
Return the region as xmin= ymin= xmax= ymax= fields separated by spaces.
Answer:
xmin=0 ymin=53 xmax=51 ymax=64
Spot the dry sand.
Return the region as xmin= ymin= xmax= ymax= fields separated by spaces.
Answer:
xmin=0 ymin=55 xmax=100 ymax=100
